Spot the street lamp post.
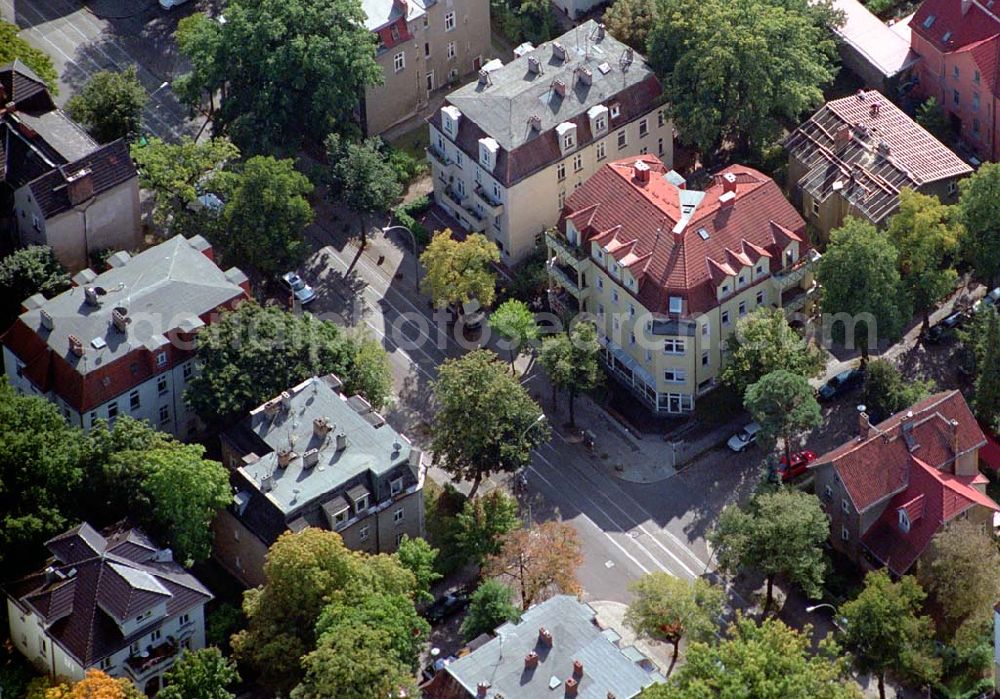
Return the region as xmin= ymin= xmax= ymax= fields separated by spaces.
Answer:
xmin=150 ymin=80 xmax=170 ymax=98
xmin=382 ymin=225 xmax=421 ymax=293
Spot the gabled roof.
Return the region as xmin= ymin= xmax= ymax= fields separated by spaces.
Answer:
xmin=785 ymin=90 xmax=971 ymax=225
xmin=911 ymin=0 xmax=1000 ymax=54
xmin=814 ymin=390 xmax=987 ymax=511
xmin=0 ymin=60 xmax=54 ymax=112
xmin=26 ymin=139 xmax=137 ymax=219
xmin=558 ymin=156 xmax=809 ymax=315
xmin=6 ymin=523 xmax=211 ymax=667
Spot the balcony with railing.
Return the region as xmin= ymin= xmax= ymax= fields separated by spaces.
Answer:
xmin=473 ymin=184 xmax=504 ymax=216
xmin=547 ymin=261 xmax=590 ymax=302
xmin=125 ymin=640 xmax=178 ymax=681
xmin=426 ymin=145 xmax=450 ymax=169
xmin=772 ymin=249 xmax=820 ymax=292
xmin=544 ymin=230 xmax=589 ymax=272
xmin=442 ymin=186 xmax=465 ymax=211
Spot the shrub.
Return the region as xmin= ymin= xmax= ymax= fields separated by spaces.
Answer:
xmin=393 ymin=195 xmax=434 ymax=246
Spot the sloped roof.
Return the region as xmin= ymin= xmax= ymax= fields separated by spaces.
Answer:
xmin=27 ymin=139 xmax=136 ymax=219
xmin=785 ymin=90 xmax=971 ymax=225
xmin=831 ymin=0 xmax=919 ymax=78
xmin=558 ymin=155 xmax=809 ymax=315
xmin=0 ymin=60 xmax=54 ymax=112
xmin=814 ymin=391 xmax=987 ymax=511
xmin=862 ymin=456 xmax=999 ymax=575
xmin=1 ymin=235 xmax=249 ymax=412
xmin=911 ymin=0 xmax=1000 ymax=53
xmin=6 ymin=523 xmax=211 ymax=667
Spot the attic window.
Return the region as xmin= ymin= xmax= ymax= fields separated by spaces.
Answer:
xmin=610 ymin=104 xmax=620 ymax=118
xmin=697 ymin=228 xmax=710 ymax=240
xmin=898 ymin=508 xmax=911 ymax=533
xmin=942 ymin=31 xmax=952 ymax=43
xmin=922 ymin=14 xmax=935 ymax=28
xmin=668 ymin=296 xmax=682 ymax=314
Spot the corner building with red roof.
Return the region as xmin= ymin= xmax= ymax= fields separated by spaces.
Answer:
xmin=545 ymin=155 xmax=816 ymax=415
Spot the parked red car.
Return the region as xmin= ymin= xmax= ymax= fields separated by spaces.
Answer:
xmin=778 ymin=450 xmax=817 ymax=482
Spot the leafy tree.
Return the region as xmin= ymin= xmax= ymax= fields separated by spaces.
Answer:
xmin=395 ymin=535 xmax=441 ymax=605
xmin=885 ymin=190 xmax=959 ymax=330
xmin=710 ymin=489 xmax=828 ymax=610
xmin=603 ymin=0 xmax=656 ymax=52
xmin=65 ymin=67 xmax=147 ymax=143
xmin=0 ymin=381 xmax=88 ymax=570
xmin=721 ymin=308 xmax=822 ymax=396
xmin=0 ymin=21 xmax=58 ymax=93
xmin=958 ymin=162 xmax=1000 ymax=285
xmin=341 ymin=333 xmax=394 ymax=411
xmin=174 ymin=0 xmax=381 ymax=153
xmin=918 ymin=519 xmax=1000 ymax=637
xmin=861 ymin=359 xmax=932 ymax=422
xmin=486 ymin=520 xmax=582 ymax=609
xmin=538 ymin=321 xmax=602 ymax=427
xmin=173 ymin=14 xmax=227 ymax=120
xmin=744 ymin=370 xmax=822 ymax=468
xmin=158 ymin=648 xmax=240 ymax=699
xmin=454 ymin=489 xmax=521 ymax=566
xmin=974 ymin=310 xmax=1000 ymax=429
xmin=186 ymin=302 xmax=355 ymax=425
xmin=916 ymin=96 xmax=951 ymax=143
xmin=460 ymin=579 xmax=522 ymax=641
xmin=0 ymin=245 xmax=70 ymax=329
xmin=43 ymin=670 xmax=142 ymax=699
xmin=130 ymin=137 xmax=240 ymax=234
xmin=215 ymin=155 xmax=313 ymax=275
xmin=206 ymin=603 xmax=245 ymax=653
xmin=840 ymin=571 xmax=940 ymax=699
xmin=325 ymin=135 xmax=402 ymax=248
xmin=430 ymin=350 xmax=549 ymax=496
xmin=646 ymin=0 xmax=838 ymax=158
xmin=640 ymin=616 xmax=861 ymax=699
xmin=817 ymin=218 xmax=909 ymax=362
xmin=490 ymin=299 xmax=538 ymax=368
xmin=420 ymin=230 xmax=500 ymax=310
xmin=625 ymin=573 xmax=725 ymax=676
xmin=139 ymin=443 xmax=230 ymax=565
xmin=231 ymin=528 xmax=417 ymax=694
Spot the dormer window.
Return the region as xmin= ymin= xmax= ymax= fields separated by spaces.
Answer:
xmin=479 ymin=137 xmax=499 ymax=170
xmin=668 ymin=296 xmax=682 ymax=314
xmin=738 ymin=273 xmax=746 ymax=287
xmin=390 ymin=24 xmax=400 ymax=41
xmin=898 ymin=508 xmax=911 ymax=533
xmin=721 ymin=283 xmax=730 ymax=295
xmin=441 ymin=105 xmax=461 ymax=139
xmin=610 ymin=104 xmax=620 ymax=119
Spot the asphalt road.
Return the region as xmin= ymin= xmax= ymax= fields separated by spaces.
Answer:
xmin=300 ymin=226 xmax=758 ymax=604
xmin=2 ymin=0 xmax=200 ymax=141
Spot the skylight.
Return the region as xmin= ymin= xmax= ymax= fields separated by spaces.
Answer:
xmin=942 ymin=31 xmax=952 ymax=43
xmin=697 ymin=228 xmax=710 ymax=240
xmin=922 ymin=14 xmax=935 ymax=28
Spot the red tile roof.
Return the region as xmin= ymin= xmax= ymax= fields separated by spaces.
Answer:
xmin=814 ymin=391 xmax=987 ymax=511
xmin=911 ymin=0 xmax=1000 ymax=53
xmin=863 ymin=455 xmax=999 ymax=575
xmin=558 ymin=156 xmax=809 ymax=315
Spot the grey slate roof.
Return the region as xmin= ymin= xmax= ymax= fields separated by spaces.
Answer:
xmin=442 ymin=595 xmax=663 ymax=699
xmin=6 ymin=523 xmax=212 ymax=667
xmin=224 ymin=375 xmax=422 ymax=545
xmin=447 ymin=20 xmax=655 ymax=152
xmin=13 ymin=235 xmax=247 ymax=376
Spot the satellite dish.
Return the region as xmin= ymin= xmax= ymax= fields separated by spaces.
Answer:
xmin=93 ymin=287 xmax=108 ymax=295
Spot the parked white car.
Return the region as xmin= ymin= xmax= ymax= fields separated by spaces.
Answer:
xmin=727 ymin=422 xmax=761 ymax=453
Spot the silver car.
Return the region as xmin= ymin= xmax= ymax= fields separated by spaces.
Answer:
xmin=281 ymin=272 xmax=317 ymax=306
xmin=727 ymin=422 xmax=761 ymax=452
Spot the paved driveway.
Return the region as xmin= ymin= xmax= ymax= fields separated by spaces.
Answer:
xmin=2 ymin=0 xmax=210 ymax=141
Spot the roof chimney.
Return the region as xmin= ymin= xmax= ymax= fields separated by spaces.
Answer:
xmin=553 ymin=79 xmax=567 ymax=97
xmin=633 ymin=160 xmax=651 ymax=184
xmin=565 ymin=677 xmax=579 ymax=697
xmin=576 ymin=66 xmax=592 ymax=86
xmin=718 ymin=191 xmax=736 ymax=208
xmin=477 ymin=682 xmax=490 ymax=698
xmin=870 ymin=101 xmax=881 ymax=118
xmin=721 ymin=172 xmax=737 ymax=195
xmin=528 ymin=56 xmax=542 ymax=74
xmin=961 ymin=0 xmax=972 ymax=14
xmin=264 ymin=399 xmax=281 ymax=418
xmin=539 ymin=627 xmax=553 ymax=647
xmin=84 ymin=286 xmax=101 ymax=307
xmin=595 ymin=22 xmax=605 ymax=40
xmin=280 ymin=391 xmax=292 ymax=410
xmin=302 ymin=448 xmax=320 ymax=469
xmin=525 ymin=651 xmax=539 ymax=669
xmin=111 ymin=306 xmax=130 ymax=333
xmin=478 ymin=68 xmax=491 ymax=86
xmin=950 ymin=418 xmax=960 ymax=457
xmin=834 ymin=125 xmax=852 ymax=150
xmin=552 ymin=41 xmax=567 ymax=62
xmin=68 ymin=334 xmax=84 ymax=357
xmin=572 ymin=660 xmax=584 ymax=678
xmin=277 ymin=447 xmax=294 ymax=468
xmin=313 ymin=416 xmax=332 ymax=439
xmin=336 ymin=433 xmax=348 ymax=451
xmin=66 ymin=168 xmax=94 ymax=206
xmin=40 ymin=309 xmax=54 ymax=330
xmin=858 ymin=405 xmax=870 ymax=441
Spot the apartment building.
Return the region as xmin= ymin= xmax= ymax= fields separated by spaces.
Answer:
xmin=785 ymin=89 xmax=971 ymax=240
xmin=427 ymin=20 xmax=671 ymax=263
xmin=810 ymin=391 xmax=999 ymax=575
xmin=362 ymin=0 xmax=491 ymax=135
xmin=910 ymin=0 xmax=1000 ymax=162
xmin=546 ymin=155 xmax=815 ymax=415
xmin=1 ymin=61 xmax=141 ymax=271
xmin=213 ymin=374 xmax=425 ymax=588
xmin=5 ymin=523 xmax=212 ymax=695
xmin=1 ymin=235 xmax=249 ymax=438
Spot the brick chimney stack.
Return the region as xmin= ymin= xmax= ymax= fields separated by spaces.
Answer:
xmin=572 ymin=660 xmax=584 ymax=678
xmin=858 ymin=405 xmax=870 ymax=441
xmin=950 ymin=419 xmax=960 ymax=457
xmin=525 ymin=651 xmax=539 ymax=670
xmin=66 ymin=168 xmax=94 ymax=206
xmin=565 ymin=677 xmax=579 ymax=697
xmin=477 ymin=682 xmax=490 ymax=698
xmin=634 ymin=160 xmax=651 ymax=184
xmin=721 ymin=172 xmax=737 ymax=195
xmin=539 ymin=627 xmax=553 ymax=648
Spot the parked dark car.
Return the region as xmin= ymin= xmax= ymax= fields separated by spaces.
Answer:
xmin=777 ymin=450 xmax=817 ymax=482
xmin=923 ymin=311 xmax=969 ymax=344
xmin=423 ymin=590 xmax=470 ymax=624
xmin=817 ymin=369 xmax=865 ymax=401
